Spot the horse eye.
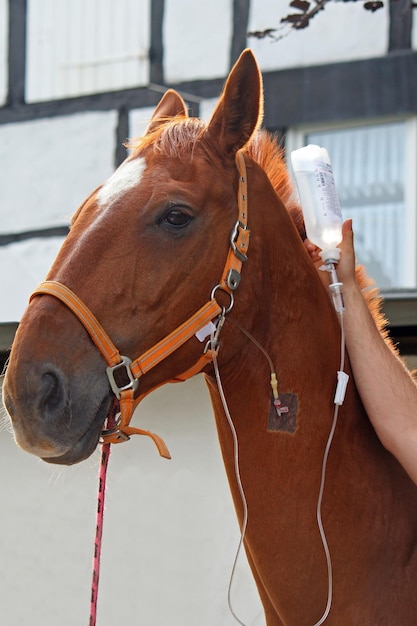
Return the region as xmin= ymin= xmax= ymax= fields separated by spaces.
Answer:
xmin=161 ymin=208 xmax=192 ymax=229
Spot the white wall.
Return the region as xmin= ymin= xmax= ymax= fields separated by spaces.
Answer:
xmin=0 ymin=238 xmax=65 ymax=322
xmin=0 ymin=376 xmax=264 ymax=626
xmin=26 ymin=0 xmax=150 ymax=102
xmin=1 ymin=112 xmax=117 ymax=232
xmin=163 ymin=0 xmax=232 ymax=83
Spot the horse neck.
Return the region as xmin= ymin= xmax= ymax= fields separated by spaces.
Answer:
xmin=203 ymin=184 xmax=358 ymax=620
xmin=205 ymin=173 xmax=348 ymax=506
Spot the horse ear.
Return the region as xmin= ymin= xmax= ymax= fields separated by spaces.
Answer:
xmin=205 ymin=49 xmax=263 ymax=156
xmin=146 ymin=89 xmax=188 ymax=134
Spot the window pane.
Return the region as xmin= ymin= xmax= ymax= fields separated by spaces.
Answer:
xmin=307 ymin=123 xmax=406 ymax=290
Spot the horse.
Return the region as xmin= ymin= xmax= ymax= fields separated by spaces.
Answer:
xmin=3 ymin=49 xmax=417 ymax=625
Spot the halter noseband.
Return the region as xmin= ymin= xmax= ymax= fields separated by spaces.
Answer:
xmin=30 ymin=152 xmax=249 ymax=458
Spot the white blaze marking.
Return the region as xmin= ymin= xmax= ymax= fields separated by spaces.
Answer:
xmin=97 ymin=157 xmax=146 ymax=207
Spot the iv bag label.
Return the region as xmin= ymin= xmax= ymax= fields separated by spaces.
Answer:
xmin=314 ymin=162 xmax=342 ymax=219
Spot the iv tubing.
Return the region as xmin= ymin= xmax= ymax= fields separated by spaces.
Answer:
xmin=313 ymin=314 xmax=345 ymax=626
xmin=211 ymin=280 xmax=346 ymax=626
xmin=313 ymin=268 xmax=346 ymax=625
xmin=212 ymin=344 xmax=249 ymax=626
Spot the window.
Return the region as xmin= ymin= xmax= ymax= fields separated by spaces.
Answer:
xmin=286 ymin=118 xmax=417 ymax=292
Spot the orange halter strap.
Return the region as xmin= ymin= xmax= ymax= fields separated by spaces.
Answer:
xmin=30 ymin=152 xmax=249 ymax=458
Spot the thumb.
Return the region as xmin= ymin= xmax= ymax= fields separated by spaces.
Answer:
xmin=342 ymin=218 xmax=353 ymax=238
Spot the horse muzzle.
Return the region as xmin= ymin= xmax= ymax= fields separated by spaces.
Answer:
xmin=3 ymin=358 xmax=112 ymax=465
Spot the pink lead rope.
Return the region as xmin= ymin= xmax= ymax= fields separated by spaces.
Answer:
xmin=89 ymin=413 xmax=115 ymax=626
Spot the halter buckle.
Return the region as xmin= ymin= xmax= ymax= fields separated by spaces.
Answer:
xmin=230 ymin=220 xmax=249 ymax=263
xmin=106 ymin=355 xmax=139 ymax=399
xmin=101 ymin=426 xmax=130 ymax=443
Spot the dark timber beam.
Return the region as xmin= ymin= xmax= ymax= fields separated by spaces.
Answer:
xmin=149 ymin=0 xmax=165 ymax=84
xmin=7 ymin=0 xmax=27 ymax=105
xmin=2 ymin=51 xmax=416 ymax=128
xmin=230 ymin=0 xmax=250 ymax=67
xmin=389 ymin=0 xmax=412 ymax=52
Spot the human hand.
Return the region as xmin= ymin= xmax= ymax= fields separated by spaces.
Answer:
xmin=304 ymin=219 xmax=356 ymax=287
xmin=335 ymin=219 xmax=356 ymax=287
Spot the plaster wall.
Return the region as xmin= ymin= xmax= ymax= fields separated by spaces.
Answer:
xmin=0 ymin=237 xmax=65 ymax=322
xmin=26 ymin=0 xmax=150 ymax=102
xmin=1 ymin=112 xmax=117 ymax=233
xmin=163 ymin=0 xmax=232 ymax=83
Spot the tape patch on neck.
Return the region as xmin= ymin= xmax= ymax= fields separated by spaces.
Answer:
xmin=268 ymin=393 xmax=298 ymax=434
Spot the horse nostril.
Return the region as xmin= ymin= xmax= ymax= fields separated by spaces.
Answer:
xmin=39 ymin=369 xmax=68 ymax=416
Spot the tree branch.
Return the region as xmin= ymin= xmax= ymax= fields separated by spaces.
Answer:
xmin=247 ymin=0 xmax=417 ymax=37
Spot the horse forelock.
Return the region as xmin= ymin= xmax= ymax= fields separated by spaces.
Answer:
xmin=130 ymin=116 xmax=206 ymax=161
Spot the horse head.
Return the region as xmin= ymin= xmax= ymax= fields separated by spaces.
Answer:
xmin=3 ymin=50 xmax=283 ymax=464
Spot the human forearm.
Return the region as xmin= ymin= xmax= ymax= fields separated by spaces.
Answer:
xmin=342 ymin=281 xmax=417 ymax=481
xmin=305 ymin=219 xmax=417 ymax=483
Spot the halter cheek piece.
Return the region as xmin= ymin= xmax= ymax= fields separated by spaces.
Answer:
xmin=30 ymin=152 xmax=249 ymax=458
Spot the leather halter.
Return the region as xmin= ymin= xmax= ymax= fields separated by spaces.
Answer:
xmin=30 ymin=152 xmax=249 ymax=458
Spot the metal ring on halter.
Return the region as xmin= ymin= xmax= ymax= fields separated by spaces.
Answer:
xmin=211 ymin=284 xmax=234 ymax=313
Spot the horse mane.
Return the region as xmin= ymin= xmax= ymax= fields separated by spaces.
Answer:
xmin=131 ymin=118 xmax=392 ymax=348
xmin=355 ymin=265 xmax=394 ymax=348
xmin=245 ymin=130 xmax=306 ymax=238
